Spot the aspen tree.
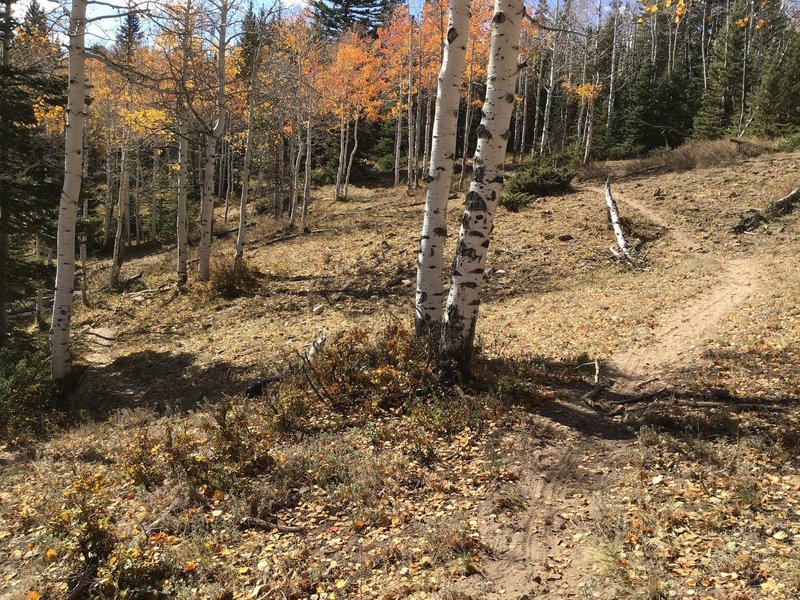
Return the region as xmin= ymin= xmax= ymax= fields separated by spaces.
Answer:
xmin=414 ymin=0 xmax=472 ymax=336
xmin=198 ymin=0 xmax=229 ymax=281
xmin=440 ymin=0 xmax=523 ymax=372
xmin=51 ymin=0 xmax=86 ymax=379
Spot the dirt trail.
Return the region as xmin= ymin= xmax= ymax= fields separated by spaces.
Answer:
xmin=604 ymin=188 xmax=764 ymax=393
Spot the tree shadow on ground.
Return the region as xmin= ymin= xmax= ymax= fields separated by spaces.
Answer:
xmin=74 ymin=349 xmax=267 ymax=421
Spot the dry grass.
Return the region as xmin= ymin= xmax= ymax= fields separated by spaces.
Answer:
xmin=578 ymin=138 xmax=778 ymax=181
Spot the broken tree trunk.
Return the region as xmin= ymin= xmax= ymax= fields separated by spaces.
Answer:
xmin=733 ymin=187 xmax=800 ymax=233
xmin=603 ymin=178 xmax=632 ymax=259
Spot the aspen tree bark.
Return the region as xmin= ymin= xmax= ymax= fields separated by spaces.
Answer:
xmin=335 ymin=115 xmax=347 ymax=200
xmin=458 ymin=42 xmax=475 ymax=189
xmin=134 ymin=152 xmax=142 ymax=243
xmin=289 ymin=133 xmax=303 ymax=226
xmin=512 ymin=74 xmax=524 ymax=161
xmin=110 ymin=143 xmax=128 ymax=287
xmin=406 ymin=12 xmax=415 ymax=193
xmin=198 ymin=0 xmax=228 ymax=281
xmin=531 ymin=51 xmax=544 ymax=158
xmin=415 ymin=0 xmax=472 ymax=336
xmin=176 ymin=0 xmax=191 ymax=287
xmin=539 ymin=31 xmax=557 ymax=157
xmin=151 ymin=146 xmax=158 ymax=240
xmin=604 ymin=178 xmax=631 ymax=259
xmin=583 ymin=98 xmax=594 ymax=164
xmin=301 ymin=107 xmax=312 ymax=232
xmin=413 ymin=66 xmax=423 ymax=186
xmin=520 ymin=69 xmax=529 ymax=155
xmin=103 ymin=130 xmax=113 ymax=246
xmin=394 ymin=95 xmax=402 ymax=187
xmin=51 ymin=0 xmax=86 ymax=380
xmin=606 ymin=7 xmax=618 ymax=135
xmin=422 ymin=91 xmax=433 ymax=174
xmin=440 ymin=0 xmax=523 ymax=372
xmin=343 ymin=113 xmax=359 ymax=200
xmin=235 ymin=59 xmax=258 ymax=264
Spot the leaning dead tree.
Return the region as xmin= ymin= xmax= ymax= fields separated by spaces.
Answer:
xmin=733 ymin=187 xmax=800 ymax=233
xmin=603 ymin=178 xmax=632 ymax=259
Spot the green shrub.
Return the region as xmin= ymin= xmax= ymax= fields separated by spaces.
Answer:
xmin=310 ymin=166 xmax=336 ymax=187
xmin=505 ymin=163 xmax=575 ymax=198
xmin=778 ymin=133 xmax=800 ymax=152
xmin=0 ymin=339 xmax=60 ymax=442
xmin=499 ymin=192 xmax=533 ymax=212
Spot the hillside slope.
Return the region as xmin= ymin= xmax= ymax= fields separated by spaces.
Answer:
xmin=1 ymin=152 xmax=799 ymax=599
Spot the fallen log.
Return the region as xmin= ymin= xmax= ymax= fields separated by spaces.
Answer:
xmin=732 ymin=187 xmax=800 ymax=233
xmin=603 ymin=178 xmax=633 ymax=259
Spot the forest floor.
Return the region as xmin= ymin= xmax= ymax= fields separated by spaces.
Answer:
xmin=2 ymin=148 xmax=800 ymax=600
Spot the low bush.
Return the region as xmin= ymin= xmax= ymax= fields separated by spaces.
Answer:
xmin=778 ymin=133 xmax=800 ymax=152
xmin=505 ymin=163 xmax=575 ymax=199
xmin=498 ymin=191 xmax=534 ymax=212
xmin=0 ymin=337 xmax=61 ymax=442
xmin=208 ymin=257 xmax=261 ymax=299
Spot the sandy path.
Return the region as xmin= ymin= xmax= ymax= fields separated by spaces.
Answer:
xmin=605 ymin=188 xmax=764 ymax=393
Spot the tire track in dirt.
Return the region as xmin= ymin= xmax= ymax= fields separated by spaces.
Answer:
xmin=604 ymin=188 xmax=764 ymax=393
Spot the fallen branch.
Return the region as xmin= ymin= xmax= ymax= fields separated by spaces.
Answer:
xmin=240 ymin=516 xmax=304 ymax=533
xmin=581 ymin=358 xmax=603 ymax=404
xmin=245 ymin=330 xmax=327 ymax=397
xmin=733 ymin=187 xmax=800 ymax=233
xmin=603 ymin=178 xmax=633 ymax=259
xmin=214 ymin=222 xmax=254 ymax=238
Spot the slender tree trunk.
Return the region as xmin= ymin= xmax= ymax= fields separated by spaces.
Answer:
xmin=407 ymin=12 xmax=415 ymax=194
xmin=335 ymin=115 xmax=348 ymax=200
xmin=176 ymin=0 xmax=192 ymax=287
xmin=103 ymin=130 xmax=113 ymax=246
xmin=289 ymin=132 xmax=303 ymax=227
xmin=413 ymin=64 xmax=424 ymax=186
xmin=606 ymin=9 xmax=618 ymax=135
xmin=513 ymin=74 xmax=524 ymax=161
xmin=134 ymin=151 xmax=142 ymax=244
xmin=198 ymin=0 xmax=228 ymax=281
xmin=414 ymin=0 xmax=472 ymax=337
xmin=51 ymin=0 xmax=86 ymax=380
xmin=110 ymin=143 xmax=128 ymax=287
xmin=301 ymin=104 xmax=312 ymax=232
xmin=540 ymin=35 xmax=558 ymax=157
xmin=520 ymin=69 xmax=529 ymax=156
xmin=422 ymin=90 xmax=434 ymax=174
xmin=458 ymin=43 xmax=475 ymax=189
xmin=394 ymin=94 xmax=402 ymax=187
xmin=343 ymin=112 xmax=359 ymax=200
xmin=235 ymin=60 xmax=258 ymax=264
xmin=151 ymin=146 xmax=158 ymax=240
xmin=583 ymin=99 xmax=594 ymax=164
xmin=440 ymin=0 xmax=523 ymax=373
xmin=531 ymin=51 xmax=544 ymax=158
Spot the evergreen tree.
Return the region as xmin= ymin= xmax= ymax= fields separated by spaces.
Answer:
xmin=308 ymin=0 xmax=387 ymax=37
xmin=23 ymin=0 xmax=48 ymax=35
xmin=115 ymin=7 xmax=143 ymax=61
xmin=752 ymin=30 xmax=800 ymax=136
xmin=693 ymin=0 xmax=747 ymax=139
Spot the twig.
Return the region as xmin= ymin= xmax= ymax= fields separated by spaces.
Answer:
xmin=581 ymin=358 xmax=603 ymax=405
xmin=240 ymin=516 xmax=304 ymax=533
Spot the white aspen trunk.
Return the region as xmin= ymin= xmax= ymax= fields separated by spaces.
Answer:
xmin=134 ymin=151 xmax=142 ymax=244
xmin=235 ymin=64 xmax=257 ymax=264
xmin=414 ymin=0 xmax=472 ymax=336
xmin=103 ymin=130 xmax=113 ymax=246
xmin=701 ymin=2 xmax=708 ymax=90
xmin=301 ymin=105 xmax=312 ymax=232
xmin=406 ymin=15 xmax=415 ymax=194
xmin=223 ymin=143 xmax=230 ymax=225
xmin=520 ymin=69 xmax=529 ymax=155
xmin=151 ymin=146 xmax=158 ymax=240
xmin=289 ymin=132 xmax=303 ymax=227
xmin=176 ymin=117 xmax=189 ymax=285
xmin=604 ymin=178 xmax=631 ymax=259
xmin=335 ymin=115 xmax=348 ymax=200
xmin=440 ymin=0 xmax=524 ymax=372
xmin=413 ymin=64 xmax=423 ymax=187
xmin=606 ymin=9 xmax=618 ymax=134
xmin=531 ymin=51 xmax=544 ymax=159
xmin=51 ymin=0 xmax=86 ymax=380
xmin=458 ymin=42 xmax=475 ymax=189
xmin=35 ymin=288 xmax=45 ymax=328
xmin=176 ymin=0 xmax=191 ymax=286
xmin=512 ymin=73 xmax=524 ymax=161
xmin=422 ymin=90 xmax=433 ymax=174
xmin=110 ymin=143 xmax=128 ymax=287
xmin=343 ymin=112 xmax=359 ymax=200
xmin=583 ymin=99 xmax=594 ymax=164
xmin=393 ymin=94 xmax=402 ymax=187
xmin=198 ymin=0 xmax=228 ymax=281
xmin=539 ymin=35 xmax=557 ymax=157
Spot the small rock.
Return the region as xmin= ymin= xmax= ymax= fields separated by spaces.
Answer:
xmin=401 ymin=279 xmax=412 ymax=286
xmin=652 ymin=188 xmax=665 ymax=197
xmin=558 ymin=234 xmax=573 ymax=242
xmin=312 ymin=304 xmax=324 ymax=316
